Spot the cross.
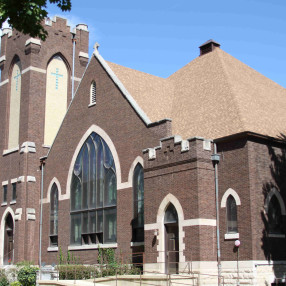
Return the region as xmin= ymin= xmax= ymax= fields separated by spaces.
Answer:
xmin=51 ymin=68 xmax=63 ymax=90
xmin=14 ymin=69 xmax=21 ymax=92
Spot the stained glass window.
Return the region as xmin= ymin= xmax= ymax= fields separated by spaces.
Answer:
xmin=268 ymin=195 xmax=282 ymax=234
xmin=132 ymin=164 xmax=144 ymax=242
xmin=70 ymin=132 xmax=116 ymax=245
xmin=226 ymin=195 xmax=238 ymax=233
xmin=50 ymin=183 xmax=58 ymax=246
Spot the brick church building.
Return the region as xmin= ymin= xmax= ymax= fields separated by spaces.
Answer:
xmin=0 ymin=17 xmax=285 ymax=285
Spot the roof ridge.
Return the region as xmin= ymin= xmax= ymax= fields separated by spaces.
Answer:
xmin=216 ymin=49 xmax=247 ymax=132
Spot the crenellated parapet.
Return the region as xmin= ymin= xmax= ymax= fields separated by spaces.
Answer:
xmin=0 ymin=16 xmax=89 ymax=72
xmin=143 ymin=135 xmax=213 ymax=170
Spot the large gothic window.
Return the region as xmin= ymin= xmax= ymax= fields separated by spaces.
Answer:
xmin=44 ymin=55 xmax=68 ymax=146
xmin=226 ymin=195 xmax=238 ymax=233
xmin=268 ymin=195 xmax=282 ymax=234
xmin=70 ymin=132 xmax=117 ymax=245
xmin=50 ymin=183 xmax=59 ymax=246
xmin=8 ymin=59 xmax=21 ymax=149
xmin=132 ymin=164 xmax=144 ymax=242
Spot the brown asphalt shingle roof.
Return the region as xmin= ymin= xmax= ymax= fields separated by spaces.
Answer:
xmin=107 ymin=48 xmax=286 ymax=140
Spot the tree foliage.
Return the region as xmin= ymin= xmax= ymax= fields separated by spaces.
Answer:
xmin=0 ymin=0 xmax=71 ymax=40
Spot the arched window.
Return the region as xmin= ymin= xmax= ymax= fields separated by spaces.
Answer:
xmin=70 ymin=132 xmax=116 ymax=245
xmin=44 ymin=54 xmax=68 ymax=146
xmin=90 ymin=81 xmax=96 ymax=105
xmin=164 ymin=204 xmax=178 ymax=224
xmin=268 ymin=195 xmax=282 ymax=234
xmin=132 ymin=164 xmax=144 ymax=242
xmin=50 ymin=183 xmax=59 ymax=246
xmin=226 ymin=195 xmax=238 ymax=233
xmin=8 ymin=59 xmax=21 ymax=149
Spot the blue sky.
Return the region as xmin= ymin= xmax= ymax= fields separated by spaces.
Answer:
xmin=47 ymin=0 xmax=286 ymax=87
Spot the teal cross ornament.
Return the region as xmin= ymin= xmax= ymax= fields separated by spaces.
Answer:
xmin=51 ymin=68 xmax=63 ymax=90
xmin=14 ymin=69 xmax=21 ymax=91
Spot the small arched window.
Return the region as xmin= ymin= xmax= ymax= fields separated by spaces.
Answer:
xmin=50 ymin=183 xmax=59 ymax=246
xmin=132 ymin=164 xmax=144 ymax=242
xmin=226 ymin=195 xmax=238 ymax=233
xmin=90 ymin=81 xmax=96 ymax=105
xmin=164 ymin=204 xmax=178 ymax=224
xmin=268 ymin=195 xmax=282 ymax=234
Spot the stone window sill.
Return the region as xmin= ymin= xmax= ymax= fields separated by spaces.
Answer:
xmin=1 ymin=202 xmax=7 ymax=207
xmin=10 ymin=200 xmax=16 ymax=205
xmin=224 ymin=233 xmax=239 ymax=240
xmin=130 ymin=242 xmax=144 ymax=247
xmin=88 ymin=102 xmax=96 ymax=108
xmin=3 ymin=146 xmax=19 ymax=156
xmin=42 ymin=145 xmax=51 ymax=149
xmin=68 ymin=243 xmax=117 ymax=251
xmin=47 ymin=246 xmax=58 ymax=252
xmin=268 ymin=233 xmax=285 ymax=238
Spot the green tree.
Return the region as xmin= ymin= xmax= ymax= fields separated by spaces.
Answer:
xmin=0 ymin=0 xmax=72 ymax=40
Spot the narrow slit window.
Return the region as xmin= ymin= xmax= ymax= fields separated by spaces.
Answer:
xmin=12 ymin=183 xmax=16 ymax=202
xmin=226 ymin=195 xmax=238 ymax=233
xmin=50 ymin=183 xmax=59 ymax=246
xmin=3 ymin=185 xmax=7 ymax=204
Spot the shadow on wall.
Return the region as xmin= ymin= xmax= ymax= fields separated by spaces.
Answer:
xmin=261 ymin=134 xmax=286 ymax=281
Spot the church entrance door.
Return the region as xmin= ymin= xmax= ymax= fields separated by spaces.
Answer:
xmin=165 ymin=224 xmax=179 ymax=274
xmin=4 ymin=213 xmax=13 ymax=265
xmin=164 ymin=204 xmax=179 ymax=274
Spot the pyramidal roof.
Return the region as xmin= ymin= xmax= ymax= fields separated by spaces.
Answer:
xmin=105 ymin=44 xmax=286 ymax=140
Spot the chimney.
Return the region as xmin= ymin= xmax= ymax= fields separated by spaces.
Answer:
xmin=199 ymin=39 xmax=220 ymax=56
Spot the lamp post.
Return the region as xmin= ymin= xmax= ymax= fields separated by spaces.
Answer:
xmin=235 ymin=239 xmax=240 ymax=286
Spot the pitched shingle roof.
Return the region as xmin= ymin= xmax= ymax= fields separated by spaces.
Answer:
xmin=106 ymin=47 xmax=286 ymax=140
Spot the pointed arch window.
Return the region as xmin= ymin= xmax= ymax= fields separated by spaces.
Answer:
xmin=164 ymin=204 xmax=178 ymax=224
xmin=44 ymin=54 xmax=68 ymax=146
xmin=50 ymin=183 xmax=59 ymax=246
xmin=132 ymin=164 xmax=144 ymax=242
xmin=8 ymin=59 xmax=22 ymax=149
xmin=90 ymin=81 xmax=96 ymax=106
xmin=70 ymin=132 xmax=116 ymax=245
xmin=226 ymin=195 xmax=238 ymax=233
xmin=268 ymin=195 xmax=282 ymax=234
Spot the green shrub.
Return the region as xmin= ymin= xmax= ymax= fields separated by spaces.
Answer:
xmin=0 ymin=270 xmax=9 ymax=286
xmin=57 ymin=265 xmax=94 ymax=280
xmin=11 ymin=281 xmax=21 ymax=286
xmin=17 ymin=266 xmax=38 ymax=286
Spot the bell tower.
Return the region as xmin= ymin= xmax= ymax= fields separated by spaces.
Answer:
xmin=0 ymin=17 xmax=89 ymax=264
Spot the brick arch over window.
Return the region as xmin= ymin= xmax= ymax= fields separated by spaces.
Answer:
xmin=221 ymin=188 xmax=241 ymax=208
xmin=264 ymin=187 xmax=286 ymax=215
xmin=156 ymin=194 xmax=186 ymax=272
xmin=0 ymin=207 xmax=15 ymax=265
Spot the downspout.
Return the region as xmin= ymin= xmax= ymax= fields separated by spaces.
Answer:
xmin=71 ymin=32 xmax=76 ymax=99
xmin=39 ymin=156 xmax=46 ymax=280
xmin=211 ymin=143 xmax=221 ymax=286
